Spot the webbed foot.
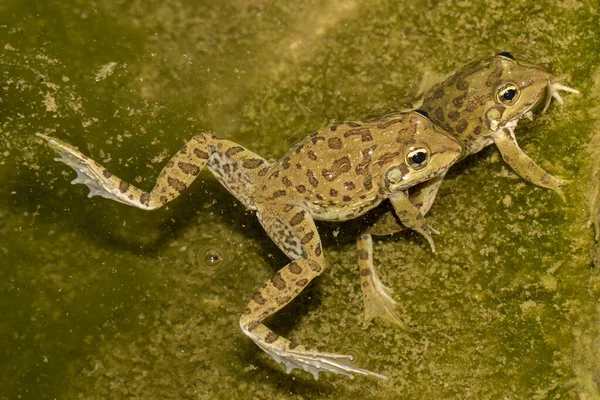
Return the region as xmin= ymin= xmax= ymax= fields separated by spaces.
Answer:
xmin=253 ymin=339 xmax=387 ymax=380
xmin=357 ymin=233 xmax=405 ymax=328
xmin=36 ymin=133 xmax=141 ymax=206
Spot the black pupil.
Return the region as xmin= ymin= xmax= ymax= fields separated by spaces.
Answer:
xmin=411 ymin=152 xmax=426 ymax=164
xmin=502 ymin=89 xmax=516 ymax=101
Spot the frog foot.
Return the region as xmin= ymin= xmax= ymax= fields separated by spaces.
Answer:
xmin=361 ymin=265 xmax=404 ymax=328
xmin=357 ymin=233 xmax=405 ymax=328
xmin=255 ymin=342 xmax=388 ymax=380
xmin=36 ymin=133 xmax=134 ymax=205
xmin=542 ymin=81 xmax=580 ymax=113
xmin=548 ymin=175 xmax=570 ymax=202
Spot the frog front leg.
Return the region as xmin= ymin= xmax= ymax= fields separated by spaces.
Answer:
xmin=492 ymin=126 xmax=567 ymax=200
xmin=37 ymin=133 xmax=270 ymax=210
xmin=240 ymin=202 xmax=386 ymax=380
xmin=356 ymin=177 xmax=444 ymax=327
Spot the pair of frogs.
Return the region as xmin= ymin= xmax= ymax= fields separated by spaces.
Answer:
xmin=38 ymin=52 xmax=579 ymax=380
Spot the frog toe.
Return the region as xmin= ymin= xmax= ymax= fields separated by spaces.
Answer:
xmin=362 ymin=273 xmax=404 ymax=328
xmin=261 ymin=345 xmax=388 ymax=380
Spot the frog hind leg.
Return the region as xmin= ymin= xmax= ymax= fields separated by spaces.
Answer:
xmin=492 ymin=126 xmax=567 ymax=201
xmin=37 ymin=133 xmax=270 ymax=210
xmin=356 ymin=175 xmax=446 ymax=327
xmin=240 ymin=202 xmax=387 ymax=380
xmin=357 ymin=233 xmax=405 ymax=328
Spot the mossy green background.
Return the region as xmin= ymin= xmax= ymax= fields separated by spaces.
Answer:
xmin=1 ymin=0 xmax=599 ymax=399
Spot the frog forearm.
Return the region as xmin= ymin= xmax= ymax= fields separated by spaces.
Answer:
xmin=492 ymin=128 xmax=567 ymax=200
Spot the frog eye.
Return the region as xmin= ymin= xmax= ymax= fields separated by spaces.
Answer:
xmin=496 ymin=84 xmax=520 ymax=105
xmin=406 ymin=148 xmax=430 ymax=170
xmin=497 ymin=52 xmax=514 ymax=59
xmin=414 ymin=109 xmax=430 ymax=119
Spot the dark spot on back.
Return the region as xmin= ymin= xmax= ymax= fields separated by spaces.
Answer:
xmin=434 ymin=106 xmax=445 ymax=122
xmin=306 ymin=170 xmax=319 ymax=187
xmin=344 ymin=128 xmax=373 ymax=142
xmin=448 ymin=110 xmax=460 ymax=121
xmin=322 ymin=156 xmax=351 ymax=181
xmin=328 ymin=137 xmax=343 ymax=149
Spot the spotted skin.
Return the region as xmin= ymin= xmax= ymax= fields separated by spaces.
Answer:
xmin=356 ymin=53 xmax=579 ymax=327
xmin=37 ymin=110 xmax=462 ymax=380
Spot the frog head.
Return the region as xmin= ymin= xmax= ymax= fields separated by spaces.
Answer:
xmin=422 ymin=52 xmax=578 ymax=154
xmin=384 ymin=110 xmax=463 ymax=192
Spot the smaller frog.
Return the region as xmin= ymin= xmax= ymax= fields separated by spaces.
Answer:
xmin=356 ymin=53 xmax=579 ymax=327
xmin=37 ymin=110 xmax=462 ymax=379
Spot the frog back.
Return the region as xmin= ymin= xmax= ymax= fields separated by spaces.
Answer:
xmin=259 ymin=112 xmax=462 ymax=221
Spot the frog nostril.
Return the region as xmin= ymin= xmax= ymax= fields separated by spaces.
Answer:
xmin=497 ymin=52 xmax=514 ymax=60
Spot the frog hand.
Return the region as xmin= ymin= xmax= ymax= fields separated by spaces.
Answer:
xmin=541 ymin=81 xmax=580 ymax=113
xmin=389 ymin=192 xmax=438 ymax=252
xmin=492 ymin=126 xmax=568 ymax=201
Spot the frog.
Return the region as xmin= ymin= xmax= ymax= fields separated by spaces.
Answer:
xmin=356 ymin=52 xmax=580 ymax=328
xmin=37 ymin=109 xmax=463 ymax=380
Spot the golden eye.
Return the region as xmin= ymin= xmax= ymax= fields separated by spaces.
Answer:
xmin=406 ymin=148 xmax=430 ymax=170
xmin=497 ymin=84 xmax=520 ymax=105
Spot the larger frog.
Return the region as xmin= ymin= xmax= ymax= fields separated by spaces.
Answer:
xmin=37 ymin=110 xmax=462 ymax=379
xmin=357 ymin=52 xmax=579 ymax=327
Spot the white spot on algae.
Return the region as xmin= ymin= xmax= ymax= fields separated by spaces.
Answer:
xmin=95 ymin=62 xmax=118 ymax=81
xmin=4 ymin=43 xmax=15 ymax=51
xmin=43 ymin=92 xmax=58 ymax=112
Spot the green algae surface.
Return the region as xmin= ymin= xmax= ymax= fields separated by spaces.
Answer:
xmin=1 ymin=0 xmax=600 ymax=399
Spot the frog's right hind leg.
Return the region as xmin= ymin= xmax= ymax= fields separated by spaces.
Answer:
xmin=37 ymin=133 xmax=270 ymax=210
xmin=356 ymin=174 xmax=446 ymax=327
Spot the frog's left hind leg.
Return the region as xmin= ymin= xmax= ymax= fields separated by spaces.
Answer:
xmin=37 ymin=133 xmax=270 ymax=210
xmin=240 ymin=202 xmax=386 ymax=380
